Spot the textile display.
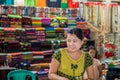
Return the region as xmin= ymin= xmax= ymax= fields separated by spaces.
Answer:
xmin=46 ymin=0 xmax=61 ymax=8
xmin=36 ymin=0 xmax=46 ymax=8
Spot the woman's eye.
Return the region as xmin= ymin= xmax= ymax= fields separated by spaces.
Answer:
xmin=67 ymin=39 xmax=71 ymax=42
xmin=73 ymin=40 xmax=77 ymax=43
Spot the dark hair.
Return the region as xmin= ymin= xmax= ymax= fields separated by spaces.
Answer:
xmin=68 ymin=28 xmax=84 ymax=40
xmin=88 ymin=46 xmax=96 ymax=51
xmin=88 ymin=46 xmax=99 ymax=58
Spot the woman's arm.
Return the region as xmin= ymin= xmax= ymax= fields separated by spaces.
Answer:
xmin=98 ymin=64 xmax=102 ymax=80
xmin=86 ymin=65 xmax=95 ymax=80
xmin=48 ymin=58 xmax=68 ymax=80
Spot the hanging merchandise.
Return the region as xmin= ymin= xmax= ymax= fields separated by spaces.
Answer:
xmin=61 ymin=0 xmax=68 ymax=8
xmin=0 ymin=0 xmax=6 ymax=5
xmin=0 ymin=5 xmax=2 ymax=14
xmin=5 ymin=0 xmax=14 ymax=5
xmin=106 ymin=3 xmax=112 ymax=33
xmin=14 ymin=0 xmax=25 ymax=6
xmin=36 ymin=7 xmax=44 ymax=17
xmin=25 ymin=0 xmax=36 ymax=7
xmin=28 ymin=7 xmax=36 ymax=17
xmin=56 ymin=8 xmax=61 ymax=16
xmin=10 ymin=6 xmax=16 ymax=15
xmin=68 ymin=0 xmax=79 ymax=8
xmin=36 ymin=0 xmax=46 ymax=8
xmin=99 ymin=4 xmax=107 ymax=34
xmin=49 ymin=8 xmax=57 ymax=18
xmin=46 ymin=0 xmax=61 ymax=8
xmin=44 ymin=7 xmax=50 ymax=17
xmin=83 ymin=2 xmax=90 ymax=22
xmin=2 ymin=5 xmax=9 ymax=15
xmin=118 ymin=6 xmax=120 ymax=33
xmin=92 ymin=2 xmax=99 ymax=27
xmin=112 ymin=4 xmax=118 ymax=33
xmin=71 ymin=8 xmax=78 ymax=17
xmin=61 ymin=8 xmax=68 ymax=17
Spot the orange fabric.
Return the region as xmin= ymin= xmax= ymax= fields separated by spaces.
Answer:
xmin=36 ymin=0 xmax=46 ymax=8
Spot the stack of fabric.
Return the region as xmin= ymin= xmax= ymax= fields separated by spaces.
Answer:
xmin=32 ymin=17 xmax=42 ymax=28
xmin=0 ymin=41 xmax=3 ymax=52
xmin=45 ymin=28 xmax=56 ymax=41
xmin=32 ymin=51 xmax=44 ymax=63
xmin=8 ymin=14 xmax=22 ymax=28
xmin=36 ymin=28 xmax=46 ymax=41
xmin=41 ymin=18 xmax=50 ymax=27
xmin=0 ymin=15 xmax=10 ymax=27
xmin=25 ymin=28 xmax=36 ymax=41
xmin=29 ymin=40 xmax=41 ymax=51
xmin=50 ymin=18 xmax=59 ymax=27
xmin=0 ymin=53 xmax=7 ymax=66
xmin=40 ymin=40 xmax=52 ymax=51
xmin=4 ymin=28 xmax=16 ymax=41
xmin=0 ymin=27 xmax=4 ymax=41
xmin=22 ymin=16 xmax=32 ymax=28
xmin=43 ymin=50 xmax=54 ymax=62
xmin=21 ymin=51 xmax=33 ymax=60
xmin=55 ymin=28 xmax=65 ymax=40
xmin=16 ymin=28 xmax=26 ymax=42
xmin=11 ymin=52 xmax=23 ymax=68
xmin=56 ymin=17 xmax=68 ymax=28
xmin=7 ymin=40 xmax=21 ymax=53
xmin=68 ymin=17 xmax=76 ymax=28
xmin=76 ymin=17 xmax=87 ymax=29
xmin=59 ymin=40 xmax=67 ymax=48
xmin=20 ymin=42 xmax=31 ymax=51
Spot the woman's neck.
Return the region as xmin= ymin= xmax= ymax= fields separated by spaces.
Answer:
xmin=66 ymin=49 xmax=82 ymax=60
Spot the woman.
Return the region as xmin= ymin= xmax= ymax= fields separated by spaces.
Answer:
xmin=83 ymin=46 xmax=102 ymax=80
xmin=48 ymin=28 xmax=94 ymax=80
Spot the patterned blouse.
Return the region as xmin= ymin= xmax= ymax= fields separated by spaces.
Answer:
xmin=52 ymin=48 xmax=93 ymax=80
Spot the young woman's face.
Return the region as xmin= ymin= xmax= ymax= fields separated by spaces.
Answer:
xmin=89 ymin=49 xmax=96 ymax=58
xmin=66 ymin=34 xmax=83 ymax=52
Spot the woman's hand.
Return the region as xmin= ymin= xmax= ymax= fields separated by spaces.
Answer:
xmin=59 ymin=77 xmax=69 ymax=80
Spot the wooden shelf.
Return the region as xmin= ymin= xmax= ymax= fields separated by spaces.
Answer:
xmin=87 ymin=22 xmax=100 ymax=32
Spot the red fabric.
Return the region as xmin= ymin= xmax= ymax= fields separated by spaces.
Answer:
xmin=105 ymin=52 xmax=114 ymax=58
xmin=68 ymin=0 xmax=79 ymax=8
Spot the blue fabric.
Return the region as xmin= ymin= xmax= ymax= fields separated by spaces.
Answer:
xmin=5 ymin=0 xmax=14 ymax=5
xmin=46 ymin=0 xmax=61 ymax=8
